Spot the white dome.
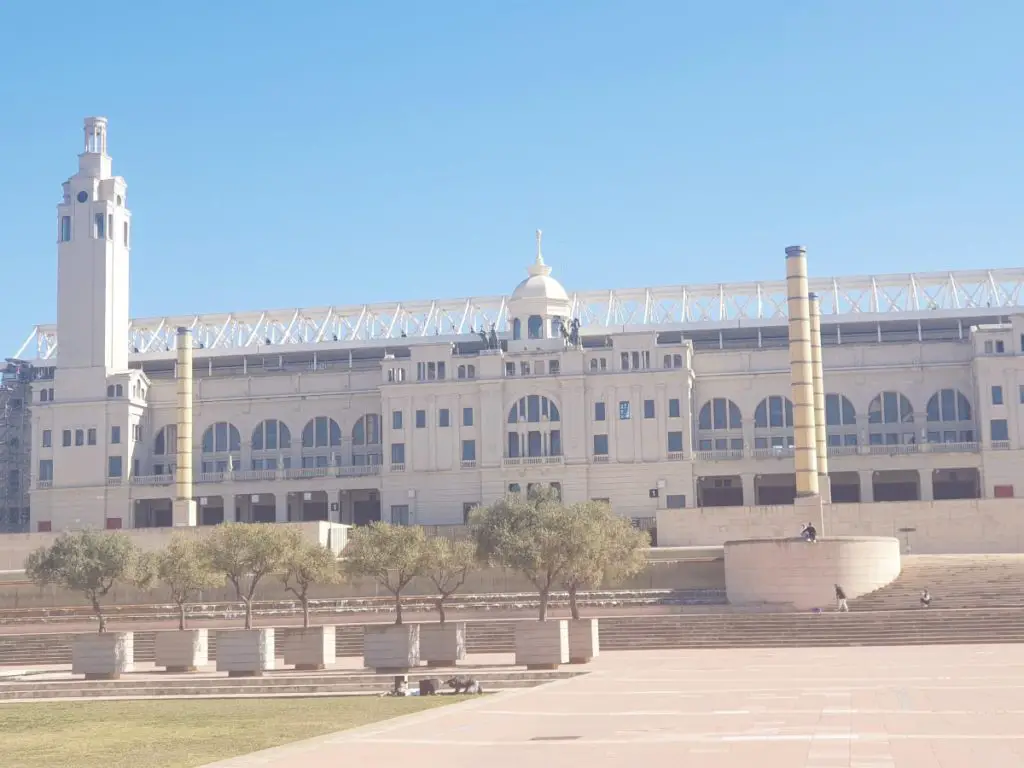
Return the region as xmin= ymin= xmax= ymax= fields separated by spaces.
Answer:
xmin=511 ymin=271 xmax=569 ymax=302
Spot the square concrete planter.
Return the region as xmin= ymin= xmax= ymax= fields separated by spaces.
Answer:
xmin=515 ymin=619 xmax=569 ymax=670
xmin=568 ymin=619 xmax=600 ymax=664
xmin=282 ymin=626 xmax=336 ymax=670
xmin=420 ymin=622 xmax=467 ymax=667
xmin=215 ymin=628 xmax=275 ymax=677
xmin=364 ymin=624 xmax=420 ymax=672
xmin=72 ymin=632 xmax=134 ymax=680
xmin=154 ymin=629 xmax=209 ymax=672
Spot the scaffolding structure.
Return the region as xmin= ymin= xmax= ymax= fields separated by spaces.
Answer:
xmin=0 ymin=359 xmax=32 ymax=532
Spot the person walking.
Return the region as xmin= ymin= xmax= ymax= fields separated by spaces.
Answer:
xmin=835 ymin=584 xmax=849 ymax=612
xmin=920 ymin=589 xmax=931 ymax=608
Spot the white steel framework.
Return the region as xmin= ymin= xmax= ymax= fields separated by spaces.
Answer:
xmin=17 ymin=268 xmax=1024 ymax=361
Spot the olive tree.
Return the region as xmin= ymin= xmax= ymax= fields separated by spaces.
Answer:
xmin=279 ymin=529 xmax=342 ymax=628
xmin=24 ymin=530 xmax=153 ymax=633
xmin=343 ymin=522 xmax=429 ymax=625
xmin=155 ymin=534 xmax=224 ymax=630
xmin=560 ymin=500 xmax=650 ymax=620
xmin=423 ymin=536 xmax=478 ymax=624
xmin=200 ymin=523 xmax=292 ymax=630
xmin=470 ymin=486 xmax=572 ymax=621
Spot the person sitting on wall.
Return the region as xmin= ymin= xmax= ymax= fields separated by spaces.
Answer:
xmin=801 ymin=522 xmax=817 ymax=542
xmin=920 ymin=589 xmax=931 ymax=608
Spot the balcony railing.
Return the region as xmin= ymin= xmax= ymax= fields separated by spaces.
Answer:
xmin=503 ymin=456 xmax=565 ymax=467
xmin=129 ymin=464 xmax=382 ymax=487
xmin=460 ymin=460 xmax=477 ymax=469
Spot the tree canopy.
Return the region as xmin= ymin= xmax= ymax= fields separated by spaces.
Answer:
xmin=423 ymin=536 xmax=478 ymax=624
xmin=199 ymin=523 xmax=293 ymax=630
xmin=155 ymin=534 xmax=224 ymax=630
xmin=343 ymin=522 xmax=429 ymax=624
xmin=24 ymin=530 xmax=153 ymax=633
xmin=279 ymin=529 xmax=342 ymax=628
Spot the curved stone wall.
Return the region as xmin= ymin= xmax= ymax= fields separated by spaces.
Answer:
xmin=724 ymin=536 xmax=901 ymax=610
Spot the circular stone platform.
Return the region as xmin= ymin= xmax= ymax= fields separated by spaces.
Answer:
xmin=724 ymin=536 xmax=901 ymax=610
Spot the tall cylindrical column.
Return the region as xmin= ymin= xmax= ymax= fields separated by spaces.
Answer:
xmin=809 ymin=293 xmax=831 ymax=502
xmin=172 ymin=327 xmax=197 ymax=526
xmin=785 ymin=246 xmax=819 ymax=497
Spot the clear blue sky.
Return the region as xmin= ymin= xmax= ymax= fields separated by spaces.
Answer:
xmin=1 ymin=1 xmax=1021 ymax=356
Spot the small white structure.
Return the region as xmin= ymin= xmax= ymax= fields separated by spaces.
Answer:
xmin=364 ymin=624 xmax=420 ymax=672
xmin=420 ymin=622 xmax=467 ymax=667
xmin=72 ymin=632 xmax=133 ymax=679
xmin=154 ymin=628 xmax=208 ymax=672
xmin=282 ymin=626 xmax=336 ymax=670
xmin=568 ymin=619 xmax=600 ymax=664
xmin=514 ymin=620 xmax=569 ymax=669
xmin=215 ymin=629 xmax=275 ymax=676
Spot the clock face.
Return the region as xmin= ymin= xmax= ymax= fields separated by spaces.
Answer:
xmin=77 ymin=191 xmax=88 ymax=203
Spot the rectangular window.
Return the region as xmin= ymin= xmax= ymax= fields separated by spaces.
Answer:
xmin=1019 ymin=384 xmax=1024 ymax=404
xmin=505 ymin=362 xmax=515 ymax=377
xmin=94 ymin=213 xmax=105 ymax=239
xmin=463 ymin=407 xmax=473 ymax=426
xmin=107 ymin=456 xmax=122 ymax=478
xmin=74 ymin=429 xmax=84 ymax=446
xmin=111 ymin=426 xmax=120 ymax=444
xmin=123 ymin=221 xmax=129 ymax=247
xmin=549 ymin=359 xmax=560 ymax=375
xmin=992 ymin=385 xmax=1004 ymax=405
xmin=87 ymin=428 xmax=97 ymax=446
xmin=416 ymin=410 xmax=426 ymax=428
xmin=132 ymin=423 xmax=142 ymax=441
xmin=644 ymin=399 xmax=655 ymax=419
xmin=462 ymin=439 xmax=476 ymax=461
xmin=619 ymin=401 xmax=631 ymax=420
xmin=391 ymin=443 xmax=406 ymax=464
xmin=60 ymin=216 xmax=71 ymax=242
xmin=520 ymin=361 xmax=530 ymax=376
xmin=997 ymin=340 xmax=1005 ymax=353
xmin=62 ymin=429 xmax=71 ymax=447
xmin=390 ymin=505 xmax=410 ymax=526
xmin=668 ymin=398 xmax=680 ymax=418
xmin=392 ymin=410 xmax=403 ymax=430
xmin=42 ymin=429 xmax=51 ymax=448
xmin=438 ymin=362 xmax=446 ymax=380
xmin=107 ymin=214 xmax=113 ymax=240
xmin=668 ymin=431 xmax=683 ymax=452
xmin=666 ymin=494 xmax=686 ymax=509
xmin=439 ymin=408 xmax=450 ymax=427
xmin=38 ymin=460 xmax=53 ymax=482
xmin=594 ymin=402 xmax=606 ymax=421
xmin=593 ymin=434 xmax=609 ymax=455
xmin=991 ymin=419 xmax=1009 ymax=442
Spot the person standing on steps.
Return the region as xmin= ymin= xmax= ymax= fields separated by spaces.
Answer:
xmin=920 ymin=588 xmax=931 ymax=608
xmin=835 ymin=584 xmax=849 ymax=612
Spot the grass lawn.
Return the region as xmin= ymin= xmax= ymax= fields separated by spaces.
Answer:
xmin=1 ymin=696 xmax=459 ymax=768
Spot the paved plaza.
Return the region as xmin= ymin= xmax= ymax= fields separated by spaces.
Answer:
xmin=203 ymin=643 xmax=1024 ymax=768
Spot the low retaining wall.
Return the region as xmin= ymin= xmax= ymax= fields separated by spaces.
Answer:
xmin=724 ymin=536 xmax=901 ymax=610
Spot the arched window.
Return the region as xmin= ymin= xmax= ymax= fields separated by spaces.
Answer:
xmin=527 ymin=315 xmax=544 ymax=339
xmin=199 ymin=422 xmax=241 ymax=474
xmin=753 ymin=395 xmax=794 ymax=450
xmin=695 ymin=398 xmax=742 ymax=452
xmin=154 ymin=425 xmax=177 ymax=455
xmin=867 ymin=391 xmax=915 ymax=445
xmin=513 ymin=318 xmax=522 ymax=341
xmin=457 ymin=364 xmax=477 ymax=380
xmin=925 ymin=388 xmax=974 ymax=444
xmin=252 ymin=419 xmax=291 ymax=451
xmin=825 ymin=394 xmax=858 ymax=447
xmin=302 ymin=417 xmax=341 ymax=449
xmin=352 ymin=414 xmax=383 ymax=467
xmin=663 ymin=354 xmax=684 ymax=369
xmin=506 ymin=395 xmax=561 ymax=458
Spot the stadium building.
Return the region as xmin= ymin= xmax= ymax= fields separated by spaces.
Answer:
xmin=18 ymin=118 xmax=1024 ymax=533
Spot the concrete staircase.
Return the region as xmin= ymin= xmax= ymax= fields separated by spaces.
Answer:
xmin=851 ymin=554 xmax=1024 ymax=611
xmin=3 ymin=608 xmax=1024 ymax=667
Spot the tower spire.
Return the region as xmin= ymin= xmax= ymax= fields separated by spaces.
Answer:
xmin=535 ymin=228 xmax=544 ymax=265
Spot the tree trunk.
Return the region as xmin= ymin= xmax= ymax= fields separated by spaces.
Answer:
xmin=538 ymin=588 xmax=549 ymax=621
xmin=568 ymin=584 xmax=580 ymax=620
xmin=437 ymin=597 xmax=446 ymax=625
xmin=92 ymin=597 xmax=106 ymax=634
xmin=243 ymin=598 xmax=253 ymax=630
xmin=178 ymin=602 xmax=187 ymax=631
xmin=302 ymin=596 xmax=310 ymax=629
xmin=394 ymin=593 xmax=403 ymax=625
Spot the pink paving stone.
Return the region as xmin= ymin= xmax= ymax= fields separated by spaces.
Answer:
xmin=200 ymin=644 xmax=1024 ymax=768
